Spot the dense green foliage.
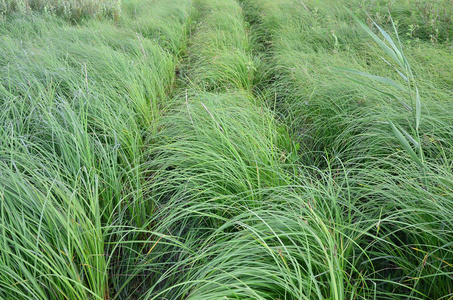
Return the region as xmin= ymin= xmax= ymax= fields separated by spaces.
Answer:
xmin=0 ymin=0 xmax=192 ymax=298
xmin=0 ymin=0 xmax=122 ymax=21
xmin=1 ymin=0 xmax=452 ymax=299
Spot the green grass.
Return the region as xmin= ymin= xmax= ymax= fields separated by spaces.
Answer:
xmin=0 ymin=0 xmax=121 ymax=21
xmin=241 ymin=0 xmax=453 ymax=298
xmin=0 ymin=0 xmax=193 ymax=298
xmin=1 ymin=0 xmax=453 ymax=299
xmin=186 ymin=0 xmax=262 ymax=91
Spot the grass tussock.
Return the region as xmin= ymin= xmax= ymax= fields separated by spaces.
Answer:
xmin=121 ymin=0 xmax=193 ymax=55
xmin=0 ymin=0 xmax=194 ymax=298
xmin=150 ymin=91 xmax=296 ymax=205
xmin=242 ymin=0 xmax=453 ymax=298
xmin=0 ymin=0 xmax=121 ymax=21
xmin=186 ymin=0 xmax=262 ymax=92
xmin=143 ymin=173 xmax=368 ymax=299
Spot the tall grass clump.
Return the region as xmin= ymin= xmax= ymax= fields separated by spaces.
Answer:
xmin=143 ymin=168 xmax=376 ymax=299
xmin=0 ymin=0 xmax=193 ymax=297
xmin=337 ymin=16 xmax=427 ymax=172
xmin=121 ymin=0 xmax=193 ymax=56
xmin=150 ymin=90 xmax=296 ymax=205
xmin=137 ymin=90 xmax=299 ymax=297
xmin=0 ymin=0 xmax=121 ymax=21
xmin=240 ymin=0 xmax=365 ymax=166
xmin=0 ymin=102 xmax=109 ymax=299
xmin=186 ymin=0 xmax=261 ymax=91
xmin=243 ymin=0 xmax=453 ymax=167
xmin=141 ymin=88 xmax=374 ymax=298
xmin=356 ymin=0 xmax=453 ymax=45
xmin=336 ymin=14 xmax=453 ymax=299
xmin=242 ymin=0 xmax=453 ymax=298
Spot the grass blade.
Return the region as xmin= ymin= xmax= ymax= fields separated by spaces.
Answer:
xmin=339 ymin=74 xmax=412 ymax=111
xmin=335 ymin=67 xmax=406 ymax=91
xmin=352 ymin=14 xmax=402 ymax=68
xmin=370 ymin=20 xmax=404 ymax=67
xmin=400 ymin=127 xmax=420 ymax=149
xmin=415 ymin=87 xmax=421 ymax=132
xmin=388 ymin=120 xmax=423 ymax=168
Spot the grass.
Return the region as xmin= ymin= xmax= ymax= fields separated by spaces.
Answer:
xmin=0 ymin=0 xmax=193 ymax=298
xmin=185 ymin=0 xmax=262 ymax=91
xmin=1 ymin=0 xmax=453 ymax=299
xmin=0 ymin=0 xmax=122 ymax=21
xmin=242 ymin=0 xmax=453 ymax=298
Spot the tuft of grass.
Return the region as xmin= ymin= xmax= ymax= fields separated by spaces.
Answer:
xmin=121 ymin=0 xmax=193 ymax=56
xmin=149 ymin=90 xmax=296 ymax=206
xmin=186 ymin=0 xmax=262 ymax=92
xmin=0 ymin=0 xmax=122 ymax=21
xmin=336 ymin=15 xmax=428 ymax=183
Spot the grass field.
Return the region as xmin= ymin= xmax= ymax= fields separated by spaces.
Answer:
xmin=1 ymin=0 xmax=452 ymax=299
